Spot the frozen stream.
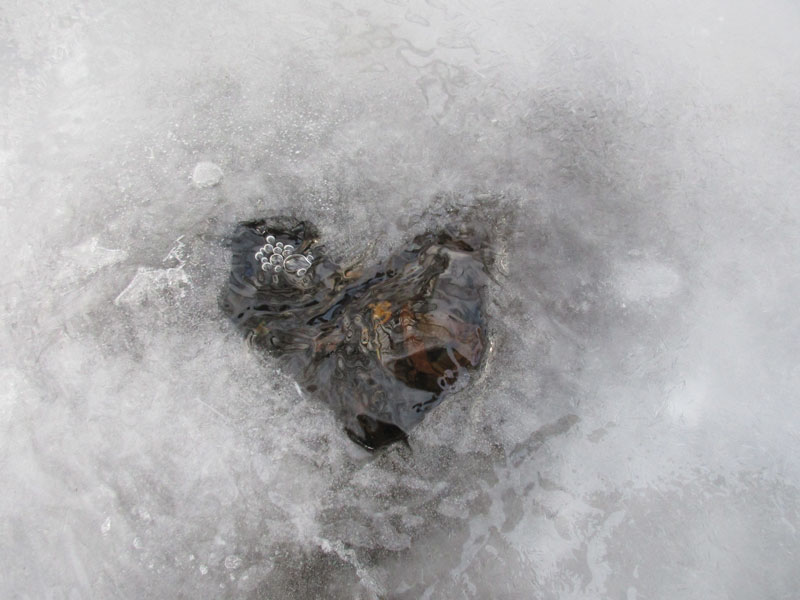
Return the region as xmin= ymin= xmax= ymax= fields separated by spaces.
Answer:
xmin=2 ymin=1 xmax=799 ymax=598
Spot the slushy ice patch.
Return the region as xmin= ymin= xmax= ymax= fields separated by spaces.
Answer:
xmin=221 ymin=216 xmax=490 ymax=450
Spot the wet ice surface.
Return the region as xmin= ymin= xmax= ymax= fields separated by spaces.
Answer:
xmin=2 ymin=0 xmax=799 ymax=598
xmin=222 ymin=218 xmax=490 ymax=450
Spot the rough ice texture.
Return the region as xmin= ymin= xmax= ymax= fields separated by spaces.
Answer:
xmin=191 ymin=161 xmax=224 ymax=188
xmin=2 ymin=0 xmax=800 ymax=598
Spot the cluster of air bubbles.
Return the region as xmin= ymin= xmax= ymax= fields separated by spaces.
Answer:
xmin=255 ymin=235 xmax=313 ymax=277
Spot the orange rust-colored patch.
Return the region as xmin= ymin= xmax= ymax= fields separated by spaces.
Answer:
xmin=369 ymin=300 xmax=393 ymax=325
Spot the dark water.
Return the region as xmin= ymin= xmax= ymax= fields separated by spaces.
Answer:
xmin=221 ymin=216 xmax=491 ymax=449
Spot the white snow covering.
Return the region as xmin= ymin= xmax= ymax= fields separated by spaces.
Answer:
xmin=2 ymin=0 xmax=799 ymax=598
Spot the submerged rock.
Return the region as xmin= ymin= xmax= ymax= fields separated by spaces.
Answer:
xmin=221 ymin=217 xmax=490 ymax=450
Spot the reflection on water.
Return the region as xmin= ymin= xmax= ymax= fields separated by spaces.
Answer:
xmin=222 ymin=216 xmax=490 ymax=449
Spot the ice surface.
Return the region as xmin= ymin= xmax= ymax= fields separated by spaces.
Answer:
xmin=2 ymin=0 xmax=799 ymax=598
xmin=192 ymin=161 xmax=224 ymax=189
